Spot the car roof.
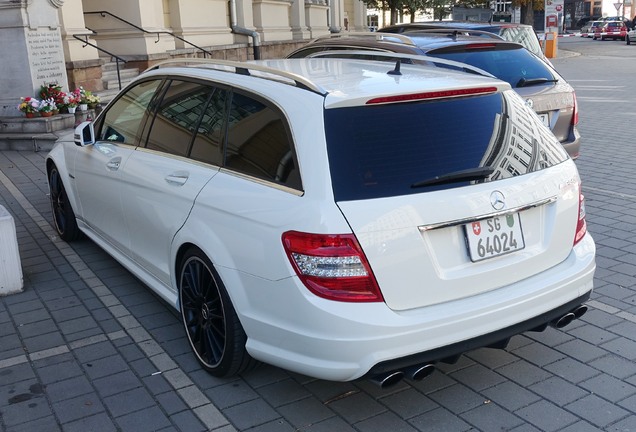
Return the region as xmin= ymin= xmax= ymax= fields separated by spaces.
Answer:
xmin=143 ymin=58 xmax=510 ymax=109
xmin=380 ymin=21 xmax=535 ymax=33
xmin=288 ymin=32 xmax=523 ymax=56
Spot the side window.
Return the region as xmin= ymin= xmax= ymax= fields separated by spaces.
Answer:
xmin=145 ymin=80 xmax=212 ymax=157
xmin=97 ymin=79 xmax=162 ymax=145
xmin=190 ymin=87 xmax=227 ymax=166
xmin=225 ymin=92 xmax=301 ymax=189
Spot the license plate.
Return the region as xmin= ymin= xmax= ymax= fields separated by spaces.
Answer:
xmin=538 ymin=113 xmax=549 ymax=127
xmin=465 ymin=213 xmax=525 ymax=262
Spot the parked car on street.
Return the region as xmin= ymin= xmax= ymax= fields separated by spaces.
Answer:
xmin=627 ymin=27 xmax=636 ymax=44
xmin=378 ymin=21 xmax=548 ymax=62
xmin=580 ymin=20 xmax=601 ymax=36
xmin=46 ymin=57 xmax=595 ymax=387
xmin=576 ymin=16 xmax=601 ymax=30
xmin=593 ymin=21 xmax=628 ymax=40
xmin=288 ymin=32 xmax=582 ymax=159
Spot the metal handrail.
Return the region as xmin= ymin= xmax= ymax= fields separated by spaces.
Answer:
xmin=72 ymin=33 xmax=126 ymax=90
xmin=84 ymin=10 xmax=214 ymax=58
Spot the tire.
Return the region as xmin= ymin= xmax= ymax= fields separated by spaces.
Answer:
xmin=178 ymin=248 xmax=257 ymax=377
xmin=49 ymin=165 xmax=81 ymax=241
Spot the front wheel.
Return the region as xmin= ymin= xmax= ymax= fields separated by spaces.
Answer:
xmin=178 ymin=248 xmax=256 ymax=377
xmin=49 ymin=165 xmax=81 ymax=241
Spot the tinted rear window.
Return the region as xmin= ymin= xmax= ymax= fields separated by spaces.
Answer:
xmin=324 ymin=90 xmax=567 ymax=201
xmin=426 ymin=46 xmax=554 ymax=89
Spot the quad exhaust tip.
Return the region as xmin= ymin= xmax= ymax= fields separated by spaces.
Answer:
xmin=370 ymin=363 xmax=436 ymax=389
xmin=370 ymin=370 xmax=405 ymax=389
xmin=551 ymin=304 xmax=589 ymax=329
xmin=371 ymin=304 xmax=590 ymax=389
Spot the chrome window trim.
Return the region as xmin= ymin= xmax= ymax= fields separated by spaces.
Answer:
xmin=418 ymin=196 xmax=557 ymax=232
xmin=219 ymin=167 xmax=304 ymax=196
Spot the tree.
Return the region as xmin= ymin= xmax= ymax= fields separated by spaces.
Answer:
xmin=424 ymin=0 xmax=453 ymax=20
xmin=511 ymin=0 xmax=544 ymax=25
xmin=401 ymin=0 xmax=427 ymax=22
xmin=381 ymin=0 xmax=405 ymax=24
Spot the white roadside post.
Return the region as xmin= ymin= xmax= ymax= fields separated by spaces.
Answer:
xmin=0 ymin=205 xmax=24 ymax=295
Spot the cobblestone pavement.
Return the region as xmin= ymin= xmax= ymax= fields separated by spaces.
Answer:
xmin=1 ymin=37 xmax=636 ymax=432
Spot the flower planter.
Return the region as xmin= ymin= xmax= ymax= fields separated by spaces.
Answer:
xmin=68 ymin=106 xmax=77 ymax=114
xmin=25 ymin=112 xmax=37 ymax=118
xmin=40 ymin=111 xmax=53 ymax=117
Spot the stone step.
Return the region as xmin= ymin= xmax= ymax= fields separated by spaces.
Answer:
xmin=0 ymin=113 xmax=75 ymax=134
xmin=101 ymin=63 xmax=139 ymax=92
xmin=0 ymin=133 xmax=60 ymax=152
xmin=95 ymin=89 xmax=120 ymax=105
xmin=104 ymin=77 xmax=137 ymax=90
xmin=102 ymin=67 xmax=140 ymax=80
xmin=0 ymin=110 xmax=97 ymax=151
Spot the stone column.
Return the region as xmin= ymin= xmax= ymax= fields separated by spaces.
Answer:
xmin=167 ymin=0 xmax=234 ymax=48
xmin=328 ymin=0 xmax=344 ymax=32
xmin=305 ymin=0 xmax=330 ymax=38
xmin=351 ymin=0 xmax=368 ymax=31
xmin=58 ymin=0 xmax=102 ymax=92
xmin=290 ymin=0 xmax=310 ymax=39
xmin=0 ymin=0 xmax=70 ymax=117
xmin=252 ymin=0 xmax=293 ymax=42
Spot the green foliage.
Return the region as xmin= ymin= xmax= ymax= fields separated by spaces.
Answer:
xmin=361 ymin=0 xmax=491 ymax=24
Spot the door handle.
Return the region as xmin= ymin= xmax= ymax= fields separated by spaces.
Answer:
xmin=165 ymin=173 xmax=189 ymax=186
xmin=106 ymin=159 xmax=121 ymax=171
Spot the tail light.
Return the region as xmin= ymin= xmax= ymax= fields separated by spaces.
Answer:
xmin=571 ymin=92 xmax=579 ymax=126
xmin=282 ymin=231 xmax=383 ymax=302
xmin=574 ymin=185 xmax=587 ymax=246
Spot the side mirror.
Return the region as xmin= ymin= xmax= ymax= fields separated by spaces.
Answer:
xmin=74 ymin=121 xmax=96 ymax=147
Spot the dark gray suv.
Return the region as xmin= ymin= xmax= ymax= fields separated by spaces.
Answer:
xmin=288 ymin=31 xmax=581 ymax=159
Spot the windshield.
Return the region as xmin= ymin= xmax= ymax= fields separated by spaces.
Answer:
xmin=426 ymin=46 xmax=555 ymax=89
xmin=324 ymin=90 xmax=567 ymax=201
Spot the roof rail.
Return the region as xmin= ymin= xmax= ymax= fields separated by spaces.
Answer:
xmin=401 ymin=28 xmax=504 ymax=40
xmin=305 ymin=50 xmax=496 ymax=80
xmin=314 ymin=32 xmax=418 ymax=46
xmin=144 ymin=58 xmax=327 ymax=96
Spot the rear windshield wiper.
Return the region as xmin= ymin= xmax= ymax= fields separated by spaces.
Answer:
xmin=411 ymin=166 xmax=494 ymax=188
xmin=517 ymin=77 xmax=559 ymax=87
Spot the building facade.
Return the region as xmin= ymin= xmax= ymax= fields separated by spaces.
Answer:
xmin=26 ymin=0 xmax=369 ymax=99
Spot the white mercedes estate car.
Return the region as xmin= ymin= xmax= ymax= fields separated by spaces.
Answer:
xmin=47 ymin=57 xmax=595 ymax=388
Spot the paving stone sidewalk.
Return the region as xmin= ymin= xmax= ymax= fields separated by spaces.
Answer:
xmin=1 ymin=39 xmax=636 ymax=431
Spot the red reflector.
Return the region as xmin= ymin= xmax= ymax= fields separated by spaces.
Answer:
xmin=572 ymin=92 xmax=579 ymax=126
xmin=574 ymin=185 xmax=587 ymax=246
xmin=366 ymin=87 xmax=498 ymax=105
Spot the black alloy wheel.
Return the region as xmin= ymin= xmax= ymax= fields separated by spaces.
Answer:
xmin=49 ymin=166 xmax=80 ymax=241
xmin=178 ymin=248 xmax=255 ymax=377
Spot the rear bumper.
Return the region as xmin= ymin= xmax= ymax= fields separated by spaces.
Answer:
xmin=561 ymin=125 xmax=581 ymax=159
xmin=366 ymin=290 xmax=591 ymax=377
xmin=235 ymin=234 xmax=595 ymax=382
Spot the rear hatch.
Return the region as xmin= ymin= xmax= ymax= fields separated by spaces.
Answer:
xmin=425 ymin=42 xmax=576 ymax=145
xmin=325 ymin=89 xmax=579 ymax=311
